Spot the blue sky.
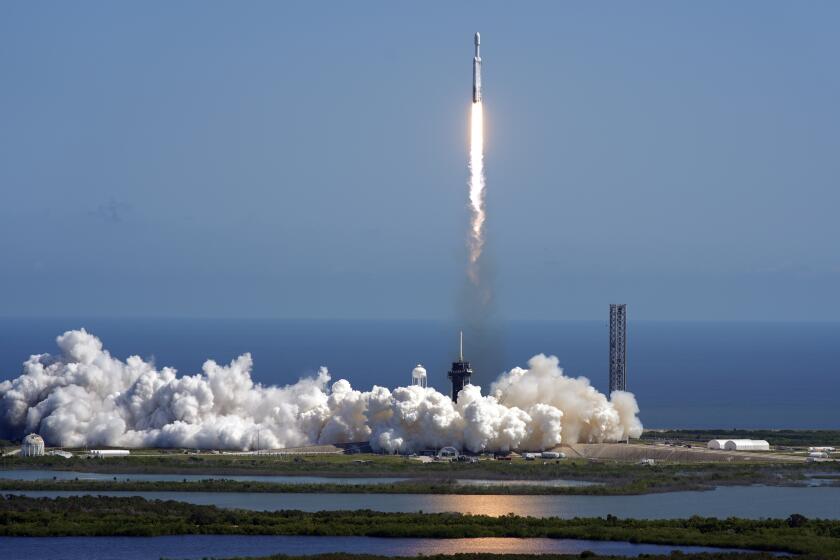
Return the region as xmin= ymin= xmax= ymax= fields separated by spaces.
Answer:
xmin=1 ymin=1 xmax=838 ymax=321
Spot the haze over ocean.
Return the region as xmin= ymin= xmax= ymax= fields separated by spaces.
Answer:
xmin=0 ymin=318 xmax=835 ymax=430
xmin=3 ymin=4 xmax=840 ymax=437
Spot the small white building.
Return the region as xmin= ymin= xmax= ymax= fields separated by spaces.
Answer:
xmin=707 ymin=439 xmax=770 ymax=451
xmin=48 ymin=450 xmax=73 ymax=459
xmin=21 ymin=434 xmax=45 ymax=457
xmin=90 ymin=449 xmax=130 ymax=458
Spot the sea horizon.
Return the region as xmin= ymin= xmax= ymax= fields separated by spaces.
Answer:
xmin=1 ymin=317 xmax=837 ymax=431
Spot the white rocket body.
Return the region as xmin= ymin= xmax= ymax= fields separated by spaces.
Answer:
xmin=472 ymin=32 xmax=482 ymax=103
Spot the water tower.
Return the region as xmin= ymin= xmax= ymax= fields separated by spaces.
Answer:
xmin=411 ymin=364 xmax=427 ymax=388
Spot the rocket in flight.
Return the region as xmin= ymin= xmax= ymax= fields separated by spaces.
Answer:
xmin=472 ymin=32 xmax=482 ymax=103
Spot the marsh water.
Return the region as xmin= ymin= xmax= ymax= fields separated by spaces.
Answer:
xmin=9 ymin=485 xmax=840 ymax=519
xmin=0 ymin=535 xmax=769 ymax=560
xmin=0 ymin=469 xmax=406 ymax=485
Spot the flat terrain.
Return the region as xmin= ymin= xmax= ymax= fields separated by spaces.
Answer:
xmin=1 ymin=447 xmax=837 ymax=495
xmin=641 ymin=429 xmax=840 ymax=448
xmin=562 ymin=442 xmax=803 ymax=463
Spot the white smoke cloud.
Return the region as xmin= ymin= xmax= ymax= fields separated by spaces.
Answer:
xmin=0 ymin=329 xmax=642 ymax=452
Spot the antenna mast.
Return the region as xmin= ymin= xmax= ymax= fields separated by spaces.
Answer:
xmin=459 ymin=330 xmax=463 ymax=361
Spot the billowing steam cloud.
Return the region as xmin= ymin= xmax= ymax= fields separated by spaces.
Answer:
xmin=0 ymin=330 xmax=642 ymax=452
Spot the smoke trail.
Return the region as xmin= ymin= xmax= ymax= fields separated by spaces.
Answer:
xmin=461 ymin=99 xmax=503 ymax=379
xmin=468 ymin=101 xmax=486 ymax=285
xmin=0 ymin=329 xmax=643 ymax=452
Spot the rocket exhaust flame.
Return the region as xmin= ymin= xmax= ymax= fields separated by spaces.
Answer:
xmin=468 ymin=100 xmax=485 ymax=284
xmin=468 ymin=33 xmax=486 ymax=286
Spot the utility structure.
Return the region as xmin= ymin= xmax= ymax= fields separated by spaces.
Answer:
xmin=609 ymin=304 xmax=627 ymax=394
xmin=448 ymin=331 xmax=473 ymax=402
xmin=411 ymin=364 xmax=428 ymax=388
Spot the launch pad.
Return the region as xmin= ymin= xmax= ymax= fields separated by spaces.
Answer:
xmin=448 ymin=331 xmax=473 ymax=401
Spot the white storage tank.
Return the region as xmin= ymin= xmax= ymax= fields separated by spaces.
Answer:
xmin=21 ymin=434 xmax=45 ymax=457
xmin=541 ymin=451 xmax=565 ymax=459
xmin=90 ymin=449 xmax=130 ymax=458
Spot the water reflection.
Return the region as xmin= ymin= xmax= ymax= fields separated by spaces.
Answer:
xmin=10 ymin=486 xmax=840 ymax=519
xmin=456 ymin=478 xmax=597 ymax=488
xmin=0 ymin=535 xmax=763 ymax=560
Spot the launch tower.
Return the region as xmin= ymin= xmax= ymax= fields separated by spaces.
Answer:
xmin=609 ymin=304 xmax=627 ymax=394
xmin=448 ymin=331 xmax=473 ymax=402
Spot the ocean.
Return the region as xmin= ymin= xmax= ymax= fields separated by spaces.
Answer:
xmin=0 ymin=318 xmax=836 ymax=429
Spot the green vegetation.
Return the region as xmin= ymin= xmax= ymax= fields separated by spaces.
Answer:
xmin=0 ymin=451 xmax=502 ymax=477
xmin=0 ymin=478 xmax=658 ymax=495
xmin=2 ymin=496 xmax=840 ymax=558
xmin=642 ymin=429 xmax=840 ymax=448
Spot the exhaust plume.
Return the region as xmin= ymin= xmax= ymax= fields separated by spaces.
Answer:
xmin=468 ymin=101 xmax=486 ymax=286
xmin=0 ymin=329 xmax=642 ymax=452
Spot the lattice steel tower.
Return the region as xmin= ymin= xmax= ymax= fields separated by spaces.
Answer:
xmin=609 ymin=304 xmax=627 ymax=394
xmin=448 ymin=331 xmax=473 ymax=402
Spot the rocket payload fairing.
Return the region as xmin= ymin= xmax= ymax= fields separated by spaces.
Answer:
xmin=472 ymin=32 xmax=482 ymax=103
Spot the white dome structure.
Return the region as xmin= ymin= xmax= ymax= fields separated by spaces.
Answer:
xmin=411 ymin=364 xmax=427 ymax=388
xmin=724 ymin=439 xmax=770 ymax=451
xmin=21 ymin=434 xmax=45 ymax=457
xmin=707 ymin=439 xmax=770 ymax=452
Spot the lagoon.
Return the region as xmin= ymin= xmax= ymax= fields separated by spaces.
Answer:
xmin=0 ymin=535 xmax=768 ymax=560
xmin=8 ymin=485 xmax=840 ymax=519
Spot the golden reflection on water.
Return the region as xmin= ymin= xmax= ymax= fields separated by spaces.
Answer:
xmin=429 ymin=494 xmax=575 ymax=517
xmin=405 ymin=537 xmax=573 ymax=555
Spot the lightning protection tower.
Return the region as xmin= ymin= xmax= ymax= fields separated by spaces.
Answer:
xmin=609 ymin=304 xmax=627 ymax=394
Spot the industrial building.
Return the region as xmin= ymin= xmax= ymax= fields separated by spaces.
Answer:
xmin=609 ymin=304 xmax=627 ymax=394
xmin=448 ymin=331 xmax=472 ymax=401
xmin=707 ymin=439 xmax=770 ymax=451
xmin=21 ymin=433 xmax=45 ymax=456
